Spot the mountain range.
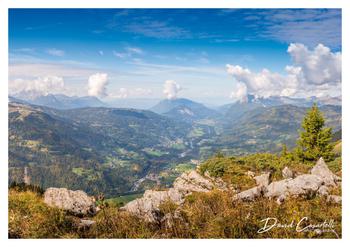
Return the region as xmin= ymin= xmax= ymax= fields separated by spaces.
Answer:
xmin=150 ymin=98 xmax=222 ymax=123
xmin=8 ymin=92 xmax=342 ymax=197
xmin=10 ymin=91 xmax=106 ymax=109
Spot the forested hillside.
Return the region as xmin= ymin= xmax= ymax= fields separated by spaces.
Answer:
xmin=8 ymin=100 xmax=341 ymax=197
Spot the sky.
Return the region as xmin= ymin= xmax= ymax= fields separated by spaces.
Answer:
xmin=8 ymin=9 xmax=342 ymax=105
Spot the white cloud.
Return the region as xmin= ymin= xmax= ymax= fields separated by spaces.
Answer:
xmin=163 ymin=80 xmax=182 ymax=100
xmin=9 ymin=76 xmax=65 ymax=95
xmin=88 ymin=73 xmax=109 ymax=97
xmin=125 ymin=47 xmax=143 ymax=54
xmin=113 ymin=46 xmax=143 ymax=59
xmin=46 ymin=48 xmax=65 ymax=57
xmin=287 ymin=43 xmax=341 ymax=85
xmin=113 ymin=51 xmax=127 ymax=58
xmin=229 ymin=82 xmax=248 ymax=103
xmin=227 ymin=43 xmax=341 ymax=100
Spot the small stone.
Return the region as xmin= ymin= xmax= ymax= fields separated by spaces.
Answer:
xmin=246 ymin=171 xmax=255 ymax=177
xmin=276 ymin=195 xmax=286 ymax=205
xmin=327 ymin=195 xmax=341 ymax=204
xmin=78 ymin=219 xmax=95 ymax=228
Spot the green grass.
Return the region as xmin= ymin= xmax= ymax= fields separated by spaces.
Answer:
xmin=174 ymin=163 xmax=196 ymax=173
xmin=9 ymin=188 xmax=342 ymax=239
xmin=105 ymin=193 xmax=144 ymax=207
xmin=9 ymin=189 xmax=77 ymax=238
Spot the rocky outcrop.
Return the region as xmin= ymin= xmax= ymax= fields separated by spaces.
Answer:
xmin=282 ymin=167 xmax=294 ymax=179
xmin=265 ymin=174 xmax=323 ymax=198
xmin=311 ymin=157 xmax=341 ymax=186
xmin=175 ymin=171 xmax=219 ymax=193
xmin=120 ymin=189 xmax=182 ymax=222
xmin=123 ymin=157 xmax=341 ymax=222
xmin=44 ymin=188 xmax=96 ymax=216
xmin=254 ymin=172 xmax=270 ymax=187
xmin=235 ymin=158 xmax=341 ymax=203
xmin=121 ymin=170 xmax=229 ymax=222
xmin=233 ymin=186 xmax=266 ymax=201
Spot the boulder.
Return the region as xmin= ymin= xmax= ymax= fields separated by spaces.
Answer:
xmin=311 ymin=157 xmax=341 ymax=186
xmin=233 ymin=186 xmax=266 ymax=201
xmin=173 ymin=170 xmax=220 ymax=193
xmin=282 ymin=167 xmax=294 ymax=179
xmin=265 ymin=175 xmax=323 ymax=199
xmin=264 ymin=179 xmax=291 ymax=198
xmin=120 ymin=190 xmax=175 ymax=222
xmin=44 ymin=188 xmax=96 ymax=216
xmin=254 ymin=172 xmax=270 ymax=187
xmin=286 ymin=174 xmax=323 ymax=196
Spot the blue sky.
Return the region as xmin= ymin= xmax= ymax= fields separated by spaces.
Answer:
xmin=9 ymin=9 xmax=342 ymax=105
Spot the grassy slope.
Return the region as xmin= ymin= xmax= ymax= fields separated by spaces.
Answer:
xmin=9 ymin=188 xmax=341 ymax=239
xmin=9 ymin=149 xmax=342 ymax=238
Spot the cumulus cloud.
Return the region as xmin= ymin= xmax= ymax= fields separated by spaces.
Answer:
xmin=163 ymin=80 xmax=182 ymax=100
xmin=227 ymin=43 xmax=341 ymax=101
xmin=88 ymin=73 xmax=109 ymax=97
xmin=287 ymin=43 xmax=341 ymax=85
xmin=9 ymin=76 xmax=65 ymax=95
xmin=46 ymin=48 xmax=65 ymax=57
xmin=229 ymin=81 xmax=248 ymax=103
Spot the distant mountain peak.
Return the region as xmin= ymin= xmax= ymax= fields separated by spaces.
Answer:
xmin=10 ymin=91 xmax=106 ymax=109
xmin=150 ymin=97 xmax=221 ymax=122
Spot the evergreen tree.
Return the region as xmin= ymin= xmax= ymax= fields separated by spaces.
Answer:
xmin=296 ymin=103 xmax=334 ymax=162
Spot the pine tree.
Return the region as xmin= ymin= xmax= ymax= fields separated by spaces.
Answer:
xmin=296 ymin=103 xmax=334 ymax=162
